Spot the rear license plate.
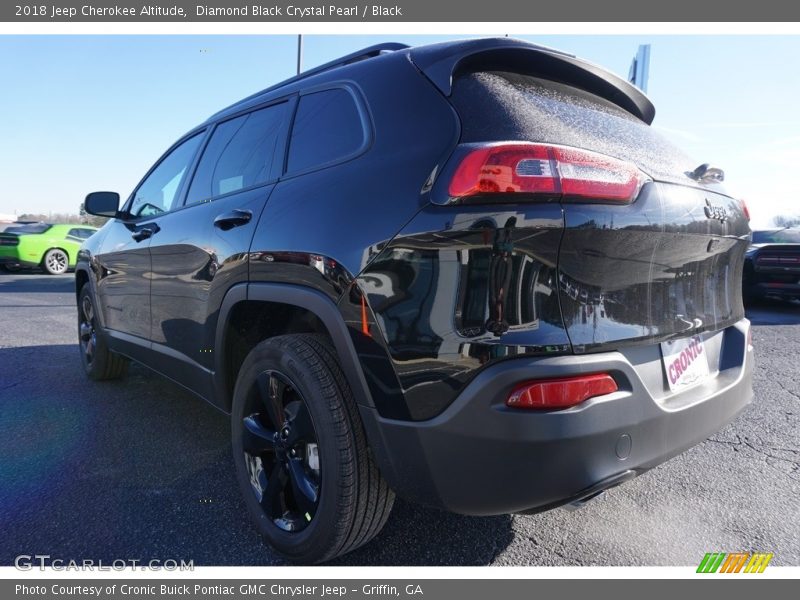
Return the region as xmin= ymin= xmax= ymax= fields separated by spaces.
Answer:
xmin=660 ymin=334 xmax=710 ymax=392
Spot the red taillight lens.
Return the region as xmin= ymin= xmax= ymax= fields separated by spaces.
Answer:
xmin=740 ymin=199 xmax=751 ymax=221
xmin=506 ymin=373 xmax=618 ymax=410
xmin=448 ymin=143 xmax=648 ymax=204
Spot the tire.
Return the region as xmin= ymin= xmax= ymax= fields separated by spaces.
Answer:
xmin=43 ymin=248 xmax=69 ymax=275
xmin=231 ymin=333 xmax=394 ymax=564
xmin=78 ymin=285 xmax=129 ymax=380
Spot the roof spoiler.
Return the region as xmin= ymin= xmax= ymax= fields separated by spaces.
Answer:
xmin=408 ymin=38 xmax=656 ymax=124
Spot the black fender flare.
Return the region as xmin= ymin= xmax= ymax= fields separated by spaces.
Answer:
xmin=213 ymin=282 xmax=376 ymax=414
xmin=74 ymin=262 xmax=107 ymax=331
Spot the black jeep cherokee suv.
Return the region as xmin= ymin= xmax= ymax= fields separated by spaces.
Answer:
xmin=77 ymin=38 xmax=754 ymax=563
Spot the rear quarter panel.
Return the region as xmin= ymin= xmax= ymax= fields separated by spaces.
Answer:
xmin=350 ymin=202 xmax=570 ymax=420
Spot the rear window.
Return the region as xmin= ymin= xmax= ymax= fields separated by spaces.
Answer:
xmin=752 ymin=229 xmax=800 ymax=244
xmin=5 ymin=223 xmax=51 ymax=234
xmin=287 ymin=88 xmax=364 ymax=173
xmin=450 ymin=71 xmax=699 ymax=185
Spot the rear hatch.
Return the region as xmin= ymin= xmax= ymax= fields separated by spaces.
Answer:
xmin=428 ymin=43 xmax=750 ymax=352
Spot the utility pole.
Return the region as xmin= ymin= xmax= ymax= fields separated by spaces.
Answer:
xmin=297 ymin=35 xmax=303 ymax=75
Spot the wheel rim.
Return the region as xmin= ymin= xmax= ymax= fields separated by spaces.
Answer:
xmin=47 ymin=251 xmax=67 ymax=273
xmin=79 ymin=296 xmax=96 ymax=364
xmin=241 ymin=370 xmax=321 ymax=532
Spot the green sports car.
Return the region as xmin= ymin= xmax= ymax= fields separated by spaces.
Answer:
xmin=0 ymin=223 xmax=98 ymax=275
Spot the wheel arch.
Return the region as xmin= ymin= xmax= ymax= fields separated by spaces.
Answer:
xmin=75 ymin=266 xmax=90 ymax=298
xmin=74 ymin=263 xmax=109 ymax=332
xmin=214 ymin=282 xmax=376 ymax=415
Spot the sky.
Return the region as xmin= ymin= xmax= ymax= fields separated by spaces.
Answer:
xmin=0 ymin=34 xmax=798 ymax=228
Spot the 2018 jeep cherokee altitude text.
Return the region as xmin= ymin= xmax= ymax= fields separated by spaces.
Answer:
xmin=76 ymin=38 xmax=754 ymax=563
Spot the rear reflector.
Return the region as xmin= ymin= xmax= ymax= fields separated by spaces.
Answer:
xmin=506 ymin=373 xmax=618 ymax=410
xmin=448 ymin=143 xmax=648 ymax=203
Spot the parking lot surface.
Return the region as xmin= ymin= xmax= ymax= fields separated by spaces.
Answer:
xmin=1 ymin=271 xmax=798 ymax=566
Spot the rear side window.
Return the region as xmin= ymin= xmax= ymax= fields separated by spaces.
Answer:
xmin=451 ymin=71 xmax=698 ymax=185
xmin=287 ymin=88 xmax=364 ymax=173
xmin=186 ymin=102 xmax=288 ymax=205
xmin=67 ymin=228 xmax=94 ymax=240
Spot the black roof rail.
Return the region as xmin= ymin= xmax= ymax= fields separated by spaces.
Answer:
xmin=210 ymin=42 xmax=409 ymax=121
xmin=291 ymin=42 xmax=410 ymax=84
xmin=261 ymin=42 xmax=410 ymax=95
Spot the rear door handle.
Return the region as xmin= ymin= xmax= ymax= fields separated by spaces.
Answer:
xmin=214 ymin=209 xmax=253 ymax=231
xmin=131 ymin=224 xmax=159 ymax=242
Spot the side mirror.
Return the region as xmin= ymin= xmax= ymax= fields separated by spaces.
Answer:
xmin=84 ymin=191 xmax=120 ymax=218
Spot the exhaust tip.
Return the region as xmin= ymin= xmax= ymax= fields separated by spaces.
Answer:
xmin=562 ymin=469 xmax=638 ymax=511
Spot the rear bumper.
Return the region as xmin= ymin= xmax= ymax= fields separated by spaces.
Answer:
xmin=360 ymin=319 xmax=753 ymax=515
xmin=0 ymin=254 xmax=37 ymax=269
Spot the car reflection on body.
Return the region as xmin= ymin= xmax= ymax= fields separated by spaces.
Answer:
xmin=743 ymin=228 xmax=800 ymax=302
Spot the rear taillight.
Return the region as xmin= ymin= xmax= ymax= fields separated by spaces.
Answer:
xmin=740 ymin=199 xmax=751 ymax=221
xmin=506 ymin=373 xmax=618 ymax=410
xmin=757 ymin=255 xmax=800 ymax=265
xmin=448 ymin=143 xmax=649 ymax=203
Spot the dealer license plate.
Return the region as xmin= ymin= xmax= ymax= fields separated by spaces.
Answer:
xmin=660 ymin=334 xmax=710 ymax=392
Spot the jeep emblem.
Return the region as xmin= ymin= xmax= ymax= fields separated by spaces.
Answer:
xmin=704 ymin=198 xmax=728 ymax=222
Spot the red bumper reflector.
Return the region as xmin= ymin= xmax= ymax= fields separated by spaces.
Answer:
xmin=506 ymin=373 xmax=618 ymax=410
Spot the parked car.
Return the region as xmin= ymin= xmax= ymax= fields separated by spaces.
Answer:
xmin=77 ymin=38 xmax=754 ymax=563
xmin=0 ymin=222 xmax=97 ymax=274
xmin=743 ymin=228 xmax=800 ymax=302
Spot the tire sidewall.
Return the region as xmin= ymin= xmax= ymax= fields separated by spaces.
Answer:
xmin=231 ymin=338 xmax=351 ymax=563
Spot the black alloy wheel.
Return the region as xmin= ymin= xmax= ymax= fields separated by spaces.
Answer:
xmin=241 ymin=370 xmax=321 ymax=532
xmin=79 ymin=293 xmax=97 ymax=366
xmin=231 ymin=334 xmax=394 ymax=563
xmin=77 ymin=285 xmax=128 ymax=380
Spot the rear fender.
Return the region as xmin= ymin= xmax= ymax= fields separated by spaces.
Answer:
xmin=213 ymin=282 xmax=376 ymax=413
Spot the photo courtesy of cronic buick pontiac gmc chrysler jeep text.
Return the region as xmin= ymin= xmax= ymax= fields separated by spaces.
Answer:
xmin=76 ymin=38 xmax=754 ymax=563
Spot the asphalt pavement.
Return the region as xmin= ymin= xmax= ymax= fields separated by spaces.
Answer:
xmin=0 ymin=271 xmax=798 ymax=566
